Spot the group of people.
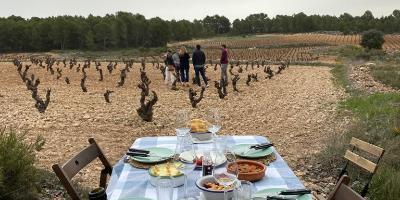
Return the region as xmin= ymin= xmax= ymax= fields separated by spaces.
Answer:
xmin=163 ymin=44 xmax=229 ymax=89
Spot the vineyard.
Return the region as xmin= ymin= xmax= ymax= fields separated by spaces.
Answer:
xmin=170 ymin=33 xmax=400 ymax=62
xmin=1 ymin=31 xmax=399 ymax=199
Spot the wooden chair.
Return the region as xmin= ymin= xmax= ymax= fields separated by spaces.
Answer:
xmin=337 ymin=137 xmax=384 ymax=197
xmin=52 ymin=138 xmax=113 ymax=200
xmin=327 ymin=175 xmax=365 ymax=200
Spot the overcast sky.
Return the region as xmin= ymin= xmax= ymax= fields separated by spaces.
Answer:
xmin=1 ymin=0 xmax=399 ymax=21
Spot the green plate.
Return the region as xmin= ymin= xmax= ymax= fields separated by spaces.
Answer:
xmin=130 ymin=147 xmax=174 ymax=164
xmin=254 ymin=188 xmax=312 ymax=200
xmin=232 ymin=144 xmax=274 ymax=158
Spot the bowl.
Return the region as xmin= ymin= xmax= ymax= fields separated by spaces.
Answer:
xmin=148 ymin=163 xmax=184 ymax=187
xmin=190 ymin=131 xmax=213 ymax=141
xmin=196 ymin=175 xmax=234 ymax=200
xmin=228 ymin=160 xmax=266 ymax=182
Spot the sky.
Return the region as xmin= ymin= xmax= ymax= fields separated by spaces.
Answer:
xmin=1 ymin=0 xmax=399 ymax=21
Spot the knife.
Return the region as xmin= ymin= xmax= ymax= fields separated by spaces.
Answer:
xmin=126 ymin=152 xmax=150 ymax=157
xmin=266 ymin=196 xmax=296 ymax=200
xmin=279 ymin=189 xmax=311 ymax=195
xmin=250 ymin=143 xmax=270 ymax=148
xmin=253 ymin=143 xmax=274 ymax=150
xmin=128 ymin=148 xmax=150 ymax=154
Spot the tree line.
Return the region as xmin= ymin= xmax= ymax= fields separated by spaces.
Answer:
xmin=0 ymin=10 xmax=399 ymax=52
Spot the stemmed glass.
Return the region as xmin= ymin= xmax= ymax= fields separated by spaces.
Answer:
xmin=175 ymin=110 xmax=190 ymax=137
xmin=173 ymin=135 xmax=196 ymax=199
xmin=212 ymin=147 xmax=239 ymax=200
xmin=207 ymin=108 xmax=221 ymax=138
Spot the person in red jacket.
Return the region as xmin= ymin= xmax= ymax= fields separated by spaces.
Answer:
xmin=220 ymin=44 xmax=228 ymax=94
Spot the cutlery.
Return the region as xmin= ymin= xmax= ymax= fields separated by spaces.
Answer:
xmin=242 ymin=143 xmax=274 ymax=155
xmin=126 ymin=152 xmax=171 ymax=160
xmin=250 ymin=143 xmax=272 ymax=149
xmin=266 ymin=196 xmax=296 ymax=200
xmin=279 ymin=189 xmax=311 ymax=195
xmin=128 ymin=148 xmax=150 ymax=154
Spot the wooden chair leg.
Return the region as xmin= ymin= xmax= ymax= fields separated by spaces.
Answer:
xmin=52 ymin=164 xmax=82 ymax=200
xmin=100 ymin=169 xmax=108 ymax=188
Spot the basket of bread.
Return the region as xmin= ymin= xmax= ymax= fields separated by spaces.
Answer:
xmin=189 ymin=119 xmax=212 ymax=141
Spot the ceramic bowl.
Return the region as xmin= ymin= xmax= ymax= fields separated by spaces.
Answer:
xmin=228 ymin=160 xmax=266 ymax=182
xmin=195 ymin=175 xmax=234 ymax=200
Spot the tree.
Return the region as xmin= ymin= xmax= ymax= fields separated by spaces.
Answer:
xmin=147 ymin=17 xmax=170 ymax=47
xmin=93 ymin=21 xmax=115 ymax=50
xmin=203 ymin=15 xmax=231 ymax=34
xmin=360 ymin=29 xmax=385 ymax=49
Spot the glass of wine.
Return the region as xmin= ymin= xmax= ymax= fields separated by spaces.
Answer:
xmin=173 ymin=135 xmax=197 ymax=199
xmin=207 ymin=108 xmax=221 ymax=138
xmin=212 ymin=148 xmax=238 ymax=200
xmin=175 ymin=110 xmax=190 ymax=137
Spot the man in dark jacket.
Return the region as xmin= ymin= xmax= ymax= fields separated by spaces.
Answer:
xmin=220 ymin=44 xmax=228 ymax=94
xmin=192 ymin=44 xmax=208 ymax=87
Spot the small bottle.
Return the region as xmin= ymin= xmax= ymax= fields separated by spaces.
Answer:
xmin=202 ymin=151 xmax=213 ymax=176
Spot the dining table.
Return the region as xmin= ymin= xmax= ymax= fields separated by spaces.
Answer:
xmin=106 ymin=135 xmax=306 ymax=200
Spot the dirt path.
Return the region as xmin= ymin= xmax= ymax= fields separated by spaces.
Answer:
xmin=0 ymin=62 xmax=345 ymax=196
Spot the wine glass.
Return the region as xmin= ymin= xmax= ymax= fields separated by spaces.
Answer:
xmin=207 ymin=108 xmax=221 ymax=137
xmin=175 ymin=110 xmax=190 ymax=137
xmin=173 ymin=135 xmax=196 ymax=199
xmin=212 ymin=148 xmax=238 ymax=200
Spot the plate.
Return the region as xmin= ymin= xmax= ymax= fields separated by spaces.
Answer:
xmin=254 ymin=188 xmax=312 ymax=200
xmin=130 ymin=147 xmax=174 ymax=164
xmin=232 ymin=144 xmax=274 ymax=158
xmin=117 ymin=198 xmax=153 ymax=200
xmin=180 ymin=150 xmax=226 ymax=167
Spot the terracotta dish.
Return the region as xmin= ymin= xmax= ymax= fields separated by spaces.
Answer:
xmin=227 ymin=159 xmax=266 ymax=182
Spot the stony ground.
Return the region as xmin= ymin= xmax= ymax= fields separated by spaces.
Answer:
xmin=0 ymin=61 xmax=346 ymax=198
xmin=349 ymin=62 xmax=399 ymax=93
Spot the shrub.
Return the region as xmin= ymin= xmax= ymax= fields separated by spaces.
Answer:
xmin=360 ymin=29 xmax=385 ymax=50
xmin=369 ymin=166 xmax=400 ymax=200
xmin=371 ymin=64 xmax=400 ymax=89
xmin=0 ymin=128 xmax=45 ymax=200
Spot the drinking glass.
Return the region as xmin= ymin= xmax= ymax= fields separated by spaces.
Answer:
xmin=213 ymin=135 xmax=227 ymax=154
xmin=207 ymin=108 xmax=221 ymax=137
xmin=156 ymin=177 xmax=174 ymax=200
xmin=212 ymin=148 xmax=238 ymax=200
xmin=173 ymin=135 xmax=196 ymax=199
xmin=175 ymin=110 xmax=190 ymax=137
xmin=234 ymin=180 xmax=256 ymax=200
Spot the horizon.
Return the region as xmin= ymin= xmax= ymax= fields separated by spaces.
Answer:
xmin=1 ymin=0 xmax=399 ymax=21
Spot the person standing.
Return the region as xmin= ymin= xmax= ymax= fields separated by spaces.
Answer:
xmin=192 ymin=44 xmax=208 ymax=87
xmin=179 ymin=46 xmax=190 ymax=86
xmin=172 ymin=48 xmax=181 ymax=82
xmin=164 ymin=49 xmax=175 ymax=86
xmin=220 ymin=44 xmax=228 ymax=94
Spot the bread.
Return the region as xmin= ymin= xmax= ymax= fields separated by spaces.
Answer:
xmin=190 ymin=119 xmax=209 ymax=132
xmin=149 ymin=163 xmax=182 ymax=177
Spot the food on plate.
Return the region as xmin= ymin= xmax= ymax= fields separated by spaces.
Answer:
xmin=189 ymin=119 xmax=209 ymax=132
xmin=227 ymin=160 xmax=266 ymax=182
xmin=231 ymin=162 xmax=264 ymax=173
xmin=149 ymin=162 xmax=182 ymax=177
xmin=203 ymin=182 xmax=234 ymax=191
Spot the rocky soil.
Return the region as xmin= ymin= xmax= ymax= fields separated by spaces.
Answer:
xmin=349 ymin=62 xmax=398 ymax=93
xmin=0 ymin=62 xmax=346 ymax=199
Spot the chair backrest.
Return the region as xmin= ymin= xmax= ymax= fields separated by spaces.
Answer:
xmin=52 ymin=138 xmax=112 ymax=200
xmin=344 ymin=137 xmax=385 ymax=173
xmin=327 ymin=175 xmax=365 ymax=200
xmin=338 ymin=137 xmax=384 ymax=197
